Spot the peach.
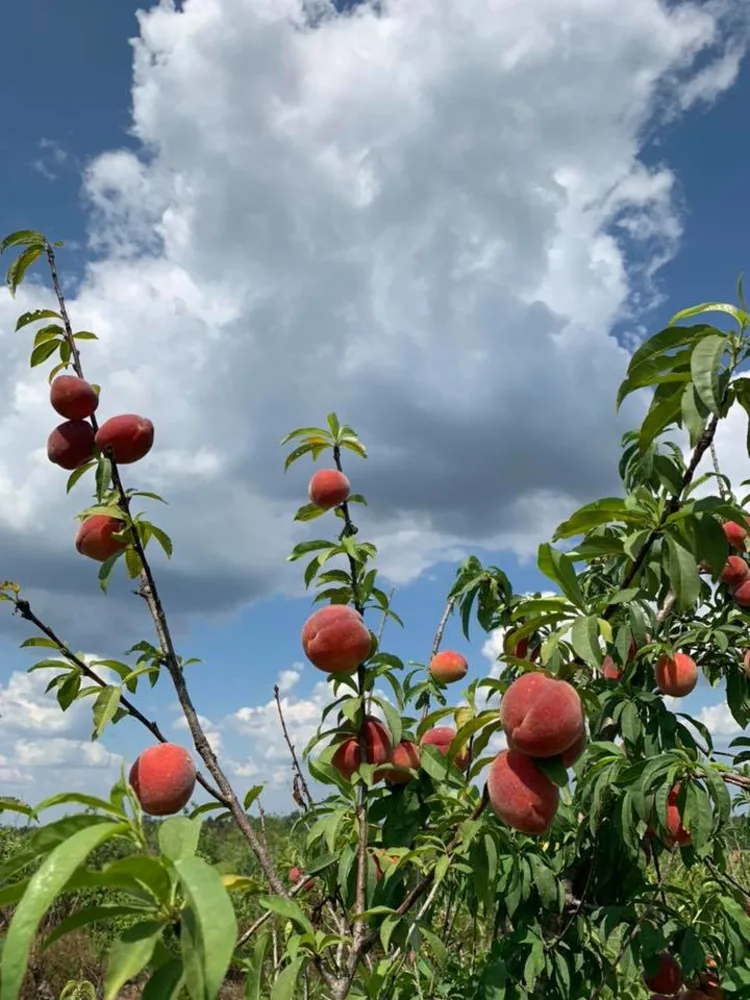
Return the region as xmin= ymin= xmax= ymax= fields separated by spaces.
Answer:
xmin=560 ymin=728 xmax=587 ymax=767
xmin=698 ymin=971 xmax=724 ymax=1000
xmin=75 ymin=515 xmax=128 ymax=562
xmin=663 ymin=784 xmax=691 ymax=849
xmin=719 ymin=555 xmax=749 ymax=587
xmin=331 ymin=716 xmax=392 ymax=780
xmin=429 ymin=650 xmax=468 ymax=684
xmin=500 ymin=672 xmax=585 ymax=759
xmin=95 ymin=414 xmax=154 ymax=464
xmin=372 ymin=848 xmax=400 ymax=880
xmin=488 ymin=749 xmax=559 ymax=835
xmin=376 ymin=740 xmax=421 ymax=784
xmin=50 ymin=375 xmax=99 ymax=421
xmin=504 ymin=630 xmax=539 ymax=661
xmin=289 ymin=867 xmax=314 ymax=891
xmin=301 ymin=604 xmax=372 ymax=674
xmin=742 ymin=650 xmax=750 ymax=677
xmin=47 ymin=420 xmax=96 ymax=470
xmin=308 ymin=469 xmax=350 ymax=509
xmin=602 ymin=655 xmax=623 ymax=682
xmin=129 ymin=743 xmax=196 ymax=817
xmin=723 ymin=520 xmax=747 ymax=551
xmin=655 ymin=652 xmax=697 ymax=697
xmin=420 ymin=726 xmax=469 ymax=770
xmin=733 ymin=579 xmax=750 ymax=607
xmin=643 ymin=954 xmax=683 ymax=996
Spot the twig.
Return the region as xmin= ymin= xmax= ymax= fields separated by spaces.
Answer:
xmin=274 ymin=684 xmax=314 ymax=810
xmin=705 ymin=857 xmax=750 ymax=899
xmin=11 ymin=595 xmax=225 ymax=804
xmin=710 ymin=441 xmax=729 ymax=500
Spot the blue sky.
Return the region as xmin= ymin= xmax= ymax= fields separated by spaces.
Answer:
xmin=0 ymin=0 xmax=748 ymax=813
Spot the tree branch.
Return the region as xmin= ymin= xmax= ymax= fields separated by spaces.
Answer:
xmin=274 ymin=684 xmax=314 ymax=810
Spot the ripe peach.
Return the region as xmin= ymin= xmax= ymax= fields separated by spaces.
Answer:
xmin=698 ymin=970 xmax=724 ymax=1000
xmin=742 ymin=650 xmax=750 ymax=677
xmin=723 ymin=520 xmax=747 ymax=551
xmin=663 ymin=784 xmax=691 ymax=849
xmin=129 ymin=743 xmax=196 ymax=817
xmin=331 ymin=716 xmax=392 ymax=780
xmin=560 ymin=728 xmax=587 ymax=767
xmin=47 ymin=420 xmax=96 ymax=470
xmin=504 ymin=631 xmax=539 ymax=661
xmin=95 ymin=414 xmax=154 ymax=464
xmin=655 ymin=652 xmax=698 ymax=697
xmin=602 ymin=655 xmax=623 ymax=682
xmin=488 ymin=749 xmax=560 ymax=835
xmin=376 ymin=740 xmax=421 ymax=784
xmin=429 ymin=650 xmax=468 ymax=684
xmin=301 ymin=604 xmax=372 ymax=674
xmin=75 ymin=515 xmax=128 ymax=562
xmin=719 ymin=555 xmax=749 ymax=587
xmin=733 ymin=579 xmax=750 ymax=607
xmin=50 ymin=375 xmax=99 ymax=421
xmin=372 ymin=848 xmax=400 ymax=880
xmin=308 ymin=469 xmax=350 ymax=509
xmin=289 ymin=867 xmax=314 ymax=891
xmin=643 ymin=953 xmax=683 ymax=996
xmin=420 ymin=726 xmax=469 ymax=770
xmin=500 ymin=672 xmax=585 ymax=759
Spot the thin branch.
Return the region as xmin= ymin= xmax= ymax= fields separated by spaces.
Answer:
xmin=11 ymin=594 xmax=225 ymax=804
xmin=274 ymin=684 xmax=314 ymax=810
xmin=705 ymin=857 xmax=750 ymax=899
xmin=710 ymin=441 xmax=729 ymax=500
xmin=422 ymin=595 xmax=457 ymax=719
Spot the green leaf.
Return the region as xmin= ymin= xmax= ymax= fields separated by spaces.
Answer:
xmin=29 ymin=339 xmax=61 ymax=368
xmin=663 ymin=534 xmax=700 ymax=612
xmin=553 ymin=498 xmax=635 ymax=539
xmin=174 ymin=856 xmax=238 ymax=1000
xmin=73 ymin=330 xmax=98 ymax=340
xmin=159 ymin=817 xmax=202 ymax=863
xmin=92 ymin=686 xmax=121 ymax=740
xmin=1 ymin=230 xmax=45 ymax=254
xmin=626 ymin=325 xmax=713 ymax=380
xmin=66 ymin=461 xmax=95 ymax=494
xmin=258 ymin=895 xmax=314 ymax=936
xmin=270 ymin=959 xmax=305 ymax=1000
xmin=639 ymin=389 xmax=682 ymax=454
xmin=104 ymin=921 xmax=164 ymax=1000
xmin=15 ymin=308 xmax=61 ymax=331
xmin=669 ymin=301 xmax=747 ymax=329
xmin=147 ymin=523 xmax=173 ymax=558
xmin=243 ymin=932 xmax=271 ymax=1000
xmin=243 ymin=785 xmax=264 ymax=811
xmin=0 ymin=821 xmax=128 ymax=1000
xmin=7 ymin=244 xmax=44 ymax=296
xmin=537 ymin=543 xmax=585 ymax=609
xmin=681 ymin=383 xmax=709 ymax=448
xmin=141 ymin=959 xmax=185 ymax=1000
xmin=570 ymin=615 xmax=603 ymax=667
xmin=690 ymin=334 xmax=728 ymax=416
xmin=731 ymin=376 xmax=750 ymax=459
xmin=43 ymin=904 xmax=152 ymax=950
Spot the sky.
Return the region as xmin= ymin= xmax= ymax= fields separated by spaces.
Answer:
xmin=0 ymin=0 xmax=749 ymax=816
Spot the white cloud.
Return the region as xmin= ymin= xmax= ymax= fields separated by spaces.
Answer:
xmin=277 ymin=667 xmax=303 ymax=694
xmin=698 ymin=701 xmax=743 ymax=738
xmin=173 ymin=712 xmax=224 ymax=754
xmin=0 ymin=0 xmax=746 ymax=643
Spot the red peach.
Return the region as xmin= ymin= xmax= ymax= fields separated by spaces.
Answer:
xmin=500 ymin=672 xmax=585 ymax=759
xmin=301 ymin=604 xmax=372 ymax=674
xmin=698 ymin=970 xmax=723 ymax=1000
xmin=560 ymin=728 xmax=587 ymax=767
xmin=289 ymin=867 xmax=314 ymax=891
xmin=723 ymin=521 xmax=747 ymax=551
xmin=75 ymin=515 xmax=128 ymax=562
xmin=488 ymin=749 xmax=559 ymax=835
xmin=429 ymin=650 xmax=468 ymax=684
xmin=655 ymin=652 xmax=698 ymax=698
xmin=643 ymin=954 xmax=683 ymax=995
xmin=420 ymin=726 xmax=469 ymax=770
xmin=47 ymin=420 xmax=96 ymax=470
xmin=719 ymin=555 xmax=749 ymax=587
xmin=663 ymin=783 xmax=691 ymax=849
xmin=129 ymin=743 xmax=196 ymax=817
xmin=50 ymin=375 xmax=99 ymax=421
xmin=733 ymin=579 xmax=750 ymax=607
xmin=376 ymin=740 xmax=421 ymax=784
xmin=504 ymin=631 xmax=539 ymax=661
xmin=331 ymin=716 xmax=392 ymax=780
xmin=308 ymin=469 xmax=350 ymax=509
xmin=602 ymin=655 xmax=623 ymax=682
xmin=95 ymin=414 xmax=154 ymax=464
xmin=742 ymin=650 xmax=750 ymax=677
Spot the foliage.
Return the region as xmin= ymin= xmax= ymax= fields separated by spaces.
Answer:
xmin=0 ymin=229 xmax=749 ymax=998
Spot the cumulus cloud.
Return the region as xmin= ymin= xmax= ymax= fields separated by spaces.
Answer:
xmin=698 ymin=701 xmax=743 ymax=738
xmin=0 ymin=0 xmax=746 ymax=647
